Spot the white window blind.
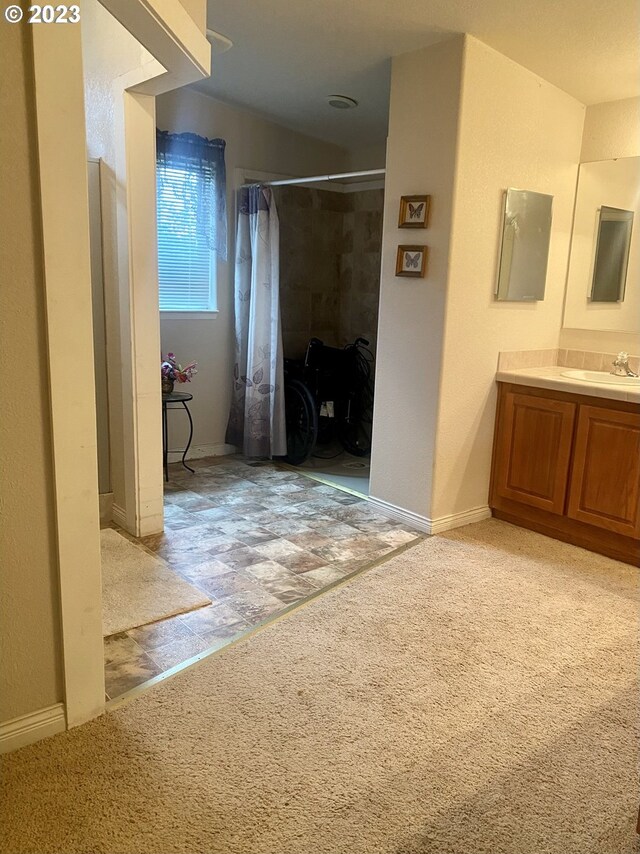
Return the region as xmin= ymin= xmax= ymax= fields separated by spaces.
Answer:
xmin=156 ymin=162 xmax=217 ymax=312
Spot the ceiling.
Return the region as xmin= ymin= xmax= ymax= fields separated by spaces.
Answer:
xmin=194 ymin=0 xmax=640 ymax=151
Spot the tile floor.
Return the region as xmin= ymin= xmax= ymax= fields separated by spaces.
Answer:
xmin=297 ymin=448 xmax=370 ymax=496
xmin=104 ymin=456 xmax=422 ymax=700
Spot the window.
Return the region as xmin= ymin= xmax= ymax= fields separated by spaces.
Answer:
xmin=156 ymin=131 xmax=227 ymax=313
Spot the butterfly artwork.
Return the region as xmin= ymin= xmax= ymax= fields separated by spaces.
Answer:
xmin=399 ymin=195 xmax=430 ymax=228
xmin=396 ymin=245 xmax=427 ymax=278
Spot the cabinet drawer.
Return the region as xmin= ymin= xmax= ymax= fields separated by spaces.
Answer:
xmin=567 ymin=405 xmax=640 ymax=537
xmin=493 ymin=391 xmax=576 ymax=514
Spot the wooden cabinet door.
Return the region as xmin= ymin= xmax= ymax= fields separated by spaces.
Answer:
xmin=567 ymin=405 xmax=640 ymax=537
xmin=493 ymin=390 xmax=576 ymax=514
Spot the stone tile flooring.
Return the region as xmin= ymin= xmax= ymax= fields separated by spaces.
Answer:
xmin=104 ymin=456 xmax=422 ymax=700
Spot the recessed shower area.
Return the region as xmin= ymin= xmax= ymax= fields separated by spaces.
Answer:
xmin=272 ymin=171 xmax=385 ymax=496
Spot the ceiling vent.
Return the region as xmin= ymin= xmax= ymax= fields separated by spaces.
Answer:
xmin=206 ymin=29 xmax=233 ymax=54
xmin=327 ymin=95 xmax=358 ymax=110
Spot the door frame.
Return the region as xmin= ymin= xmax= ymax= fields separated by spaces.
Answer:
xmin=31 ymin=0 xmax=210 ymax=727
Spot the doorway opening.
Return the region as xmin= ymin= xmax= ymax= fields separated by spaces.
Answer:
xmin=273 ymin=169 xmax=385 ymax=498
xmin=98 ymin=161 xmax=424 ymax=702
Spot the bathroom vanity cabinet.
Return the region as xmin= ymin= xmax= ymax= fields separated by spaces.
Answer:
xmin=490 ymin=383 xmax=640 ymax=566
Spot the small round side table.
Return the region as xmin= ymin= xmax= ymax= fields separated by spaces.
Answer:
xmin=162 ymin=391 xmax=195 ymax=482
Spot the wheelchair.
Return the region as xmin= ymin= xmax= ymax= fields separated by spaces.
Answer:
xmin=282 ymin=337 xmax=375 ymax=465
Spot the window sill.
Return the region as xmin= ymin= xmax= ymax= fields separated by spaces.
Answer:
xmin=160 ymin=311 xmax=219 ymax=320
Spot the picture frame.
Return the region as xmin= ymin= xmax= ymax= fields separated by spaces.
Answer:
xmin=398 ymin=195 xmax=430 ymax=228
xmin=396 ymin=245 xmax=427 ymax=278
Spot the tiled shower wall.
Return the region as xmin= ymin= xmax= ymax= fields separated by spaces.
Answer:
xmin=339 ymin=190 xmax=384 ymax=356
xmin=275 ymin=186 xmax=383 ymax=360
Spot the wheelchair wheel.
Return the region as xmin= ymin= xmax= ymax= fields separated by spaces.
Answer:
xmin=338 ymin=386 xmax=373 ymax=457
xmin=339 ymin=413 xmax=372 ymax=457
xmin=283 ymin=379 xmax=318 ymax=465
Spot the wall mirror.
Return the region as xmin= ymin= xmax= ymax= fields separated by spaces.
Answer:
xmin=495 ymin=188 xmax=553 ymax=301
xmin=563 ymin=156 xmax=639 ymax=333
xmin=590 ymin=206 xmax=633 ymax=302
xmin=495 ymin=189 xmax=553 ymax=302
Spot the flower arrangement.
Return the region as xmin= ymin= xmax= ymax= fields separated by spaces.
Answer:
xmin=161 ymin=353 xmax=198 ymax=393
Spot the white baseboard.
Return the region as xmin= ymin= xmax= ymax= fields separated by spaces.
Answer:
xmin=429 ymin=505 xmax=492 ymax=534
xmin=99 ymin=492 xmax=113 ymax=526
xmin=368 ymin=496 xmax=491 ymax=535
xmin=112 ymin=503 xmax=163 ymax=538
xmin=138 ymin=512 xmax=164 ymax=537
xmin=167 ymin=442 xmax=235 ymax=462
xmin=0 ymin=703 xmax=66 ymax=754
xmin=112 ymin=502 xmax=127 ymax=529
xmin=367 ymin=496 xmax=432 ymax=532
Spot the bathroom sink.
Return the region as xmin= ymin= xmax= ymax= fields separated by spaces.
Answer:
xmin=561 ymin=369 xmax=640 ymax=386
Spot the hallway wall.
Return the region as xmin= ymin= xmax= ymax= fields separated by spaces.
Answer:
xmin=1 ymin=0 xmax=210 ymax=741
xmin=0 ymin=23 xmax=63 ymax=722
xmin=82 ymin=0 xmax=155 ymax=516
xmin=370 ymin=37 xmax=464 ymax=521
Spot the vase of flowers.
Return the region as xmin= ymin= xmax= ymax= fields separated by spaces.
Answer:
xmin=161 ymin=353 xmax=198 ymax=395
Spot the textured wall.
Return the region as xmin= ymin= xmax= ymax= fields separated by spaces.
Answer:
xmin=370 ymin=34 xmax=585 ymax=523
xmin=0 ymin=22 xmax=63 ymax=721
xmin=369 ymin=37 xmax=465 ymax=519
xmin=432 ymin=36 xmax=584 ymax=519
xmin=580 ymin=97 xmax=640 ymax=163
xmin=82 ymin=0 xmax=153 ymax=512
xmin=277 ymin=186 xmax=383 ymax=360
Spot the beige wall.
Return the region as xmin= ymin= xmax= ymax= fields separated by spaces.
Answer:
xmin=580 ymin=96 xmax=640 ymax=163
xmin=370 ymin=35 xmax=585 ymax=525
xmin=155 ymin=88 xmax=349 ymax=453
xmin=178 ymin=0 xmax=206 ymax=33
xmin=432 ymin=36 xmax=584 ymax=519
xmin=369 ymin=37 xmax=465 ymax=519
xmin=82 ymin=0 xmax=150 ymax=159
xmin=0 ymin=24 xmax=63 ymax=721
xmin=344 ymin=142 xmax=388 ymax=172
xmin=82 ymin=0 xmax=154 ymax=514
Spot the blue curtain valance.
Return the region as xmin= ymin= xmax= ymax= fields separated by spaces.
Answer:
xmin=156 ymin=129 xmax=227 ymax=260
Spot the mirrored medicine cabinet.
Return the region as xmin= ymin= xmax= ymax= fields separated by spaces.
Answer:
xmin=495 ymin=188 xmax=553 ymax=302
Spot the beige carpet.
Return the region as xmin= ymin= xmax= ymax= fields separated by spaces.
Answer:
xmin=101 ymin=528 xmax=210 ymax=636
xmin=2 ymin=520 xmax=638 ymax=854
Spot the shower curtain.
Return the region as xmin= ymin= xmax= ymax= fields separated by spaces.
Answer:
xmin=226 ymin=185 xmax=287 ymax=457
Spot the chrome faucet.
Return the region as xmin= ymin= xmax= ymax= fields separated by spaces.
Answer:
xmin=611 ymin=352 xmax=639 ymax=377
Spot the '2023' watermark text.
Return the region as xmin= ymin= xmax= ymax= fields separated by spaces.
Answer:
xmin=5 ymin=5 xmax=81 ymax=24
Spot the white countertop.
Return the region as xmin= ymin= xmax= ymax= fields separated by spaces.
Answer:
xmin=496 ymin=365 xmax=640 ymax=403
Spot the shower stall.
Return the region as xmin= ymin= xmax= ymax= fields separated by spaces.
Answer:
xmin=269 ymin=169 xmax=385 ymax=494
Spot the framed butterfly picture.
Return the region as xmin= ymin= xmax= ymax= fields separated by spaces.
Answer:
xmin=396 ymin=245 xmax=427 ymax=278
xmin=398 ymin=195 xmax=430 ymax=228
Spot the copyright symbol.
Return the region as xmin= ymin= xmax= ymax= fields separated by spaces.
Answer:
xmin=5 ymin=5 xmax=23 ymax=22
